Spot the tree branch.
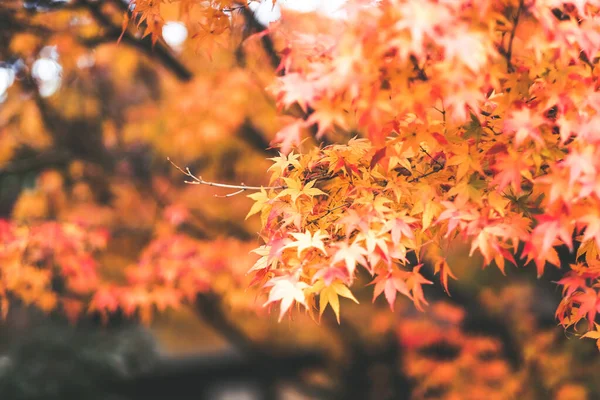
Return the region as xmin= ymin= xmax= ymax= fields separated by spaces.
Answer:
xmin=240 ymin=5 xmax=280 ymax=70
xmin=0 ymin=149 xmax=72 ymax=177
xmin=168 ymin=157 xmax=285 ymax=192
xmin=79 ymin=0 xmax=193 ymax=82
xmin=238 ymin=120 xmax=279 ymax=157
xmin=503 ymin=0 xmax=524 ymax=73
xmin=410 ymin=55 xmax=428 ymax=81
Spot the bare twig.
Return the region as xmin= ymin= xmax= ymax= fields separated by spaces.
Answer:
xmin=214 ymin=187 xmax=247 ymax=198
xmin=167 ymin=157 xmax=285 ymax=193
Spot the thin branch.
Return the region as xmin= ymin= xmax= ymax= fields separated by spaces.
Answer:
xmin=408 ymin=168 xmax=441 ymax=183
xmin=167 ymin=157 xmax=285 ymax=191
xmin=80 ymin=0 xmax=193 ymax=82
xmin=419 ymin=146 xmax=444 ymax=169
xmin=410 ymin=55 xmax=428 ymax=81
xmin=504 ymin=0 xmax=524 ymax=73
xmin=485 ymin=125 xmax=502 ymax=136
xmin=240 ymin=4 xmax=280 ymax=70
xmin=222 ymin=4 xmax=248 ymax=13
xmin=213 ymin=187 xmax=247 ymax=198
xmin=306 ymin=202 xmax=349 ymax=225
xmin=0 ymin=149 xmax=72 ymax=177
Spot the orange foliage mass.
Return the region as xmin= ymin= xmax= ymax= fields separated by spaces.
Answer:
xmin=2 ymin=3 xmax=600 ymax=394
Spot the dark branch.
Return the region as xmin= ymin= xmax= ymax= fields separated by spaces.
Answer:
xmin=503 ymin=0 xmax=524 ymax=73
xmin=240 ymin=5 xmax=280 ymax=70
xmin=195 ymin=293 xmax=258 ymax=355
xmin=80 ymin=0 xmax=193 ymax=82
xmin=0 ymin=149 xmax=72 ymax=177
xmin=239 ymin=120 xmax=279 ymax=156
xmin=410 ymin=55 xmax=428 ymax=81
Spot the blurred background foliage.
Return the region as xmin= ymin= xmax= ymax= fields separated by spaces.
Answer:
xmin=0 ymin=1 xmax=599 ymax=399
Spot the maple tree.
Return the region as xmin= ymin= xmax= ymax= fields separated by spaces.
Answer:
xmin=194 ymin=0 xmax=600 ymax=346
xmin=2 ymin=0 xmax=600 ymax=398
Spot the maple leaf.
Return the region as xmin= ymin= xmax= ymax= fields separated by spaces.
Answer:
xmin=571 ymin=288 xmax=600 ymax=329
xmin=338 ymin=209 xmax=371 ymax=236
xmin=307 ymin=104 xmax=349 ymax=139
xmin=246 ymin=187 xmax=271 ymax=220
xmin=446 ymin=144 xmax=484 ymax=182
xmin=275 ymin=72 xmax=318 ymax=113
xmin=407 ymin=264 xmax=433 ymax=311
xmin=557 ymin=269 xmax=589 ymax=298
xmin=277 ymin=178 xmax=326 ymax=203
xmin=371 ymin=271 xmax=412 ymax=311
xmin=263 ymin=274 xmax=309 ymax=322
xmin=531 ymin=214 xmax=575 ymax=256
xmin=420 ymin=201 xmax=443 ymax=232
xmin=331 ymin=241 xmax=368 ymax=276
xmin=384 ymin=215 xmax=417 ymax=244
xmin=271 ymin=120 xmax=305 ymax=155
xmin=356 ymin=229 xmax=389 ymax=259
xmin=318 ymin=281 xmax=359 ymax=323
xmin=441 ymin=27 xmax=493 ymax=72
xmin=267 ymin=151 xmax=302 ymax=182
xmin=433 ymin=257 xmax=457 ymax=295
xmin=369 ymin=146 xmax=387 ymax=170
xmin=311 ymin=265 xmax=349 ymax=287
xmin=283 ymin=229 xmax=328 ymax=257
xmin=521 ymin=241 xmax=561 ymax=278
xmin=564 ymin=146 xmax=597 ymax=185
xmin=579 ymin=212 xmax=600 ymax=251
xmin=577 ymin=238 xmax=599 ymax=265
xmin=395 ymin=0 xmax=452 ymax=53
xmin=492 ymin=150 xmax=532 ymax=193
xmin=130 ymin=0 xmax=164 ymax=45
xmin=249 ymin=239 xmax=288 ymax=272
xmin=503 ymin=107 xmax=546 ymax=147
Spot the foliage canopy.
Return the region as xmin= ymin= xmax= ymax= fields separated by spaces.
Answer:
xmin=2 ymin=2 xmax=600 ymax=396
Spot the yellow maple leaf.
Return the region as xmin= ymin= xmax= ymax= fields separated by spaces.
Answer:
xmin=318 ymin=281 xmax=359 ymax=323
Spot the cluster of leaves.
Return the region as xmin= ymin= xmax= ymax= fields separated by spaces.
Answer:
xmin=231 ymin=0 xmax=600 ymax=345
xmin=90 ymin=235 xmax=261 ymax=324
xmin=122 ymin=68 xmax=279 ymax=162
xmin=395 ymin=302 xmax=521 ymax=399
xmin=3 ymin=0 xmax=600 ymax=361
xmin=372 ymin=285 xmax=600 ymax=399
xmin=2 ymin=2 xmax=600 ymax=397
xmin=1 ymin=0 xmax=277 ymax=328
xmin=0 ymin=207 xmax=260 ymax=326
xmin=0 ymin=219 xmax=107 ymax=321
xmin=125 ymin=0 xmax=246 ymax=47
xmin=556 ymin=259 xmax=600 ymax=349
